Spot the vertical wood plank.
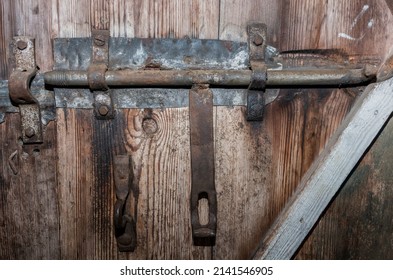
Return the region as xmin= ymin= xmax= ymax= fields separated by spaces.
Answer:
xmin=57 ymin=109 xmax=94 ymax=259
xmin=57 ymin=0 xmax=91 ymax=37
xmin=0 ymin=114 xmax=59 ymax=259
xmin=131 ymin=0 xmax=219 ymax=39
xmin=279 ymin=0 xmax=392 ymax=55
xmin=214 ymin=107 xmax=272 ymax=259
xmin=215 ymin=0 xmax=281 ymax=259
xmin=219 ymin=0 xmax=282 ymax=44
xmin=0 ymin=0 xmax=13 ymax=79
xmin=123 ymin=108 xmax=211 ymax=259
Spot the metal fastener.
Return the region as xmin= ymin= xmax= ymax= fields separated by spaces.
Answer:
xmin=17 ymin=40 xmax=28 ymax=50
xmin=94 ymin=35 xmax=106 ymax=46
xmin=98 ymin=105 xmax=109 ymax=116
xmin=253 ymin=34 xmax=264 ymax=46
xmin=25 ymin=127 xmax=36 ymax=138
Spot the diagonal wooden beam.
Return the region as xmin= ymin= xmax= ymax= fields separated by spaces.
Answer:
xmin=253 ymin=77 xmax=393 ymax=260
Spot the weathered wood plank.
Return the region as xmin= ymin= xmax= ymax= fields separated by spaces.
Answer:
xmin=279 ymin=0 xmax=390 ymax=55
xmin=254 ymin=79 xmax=393 ymax=259
xmin=213 ymin=107 xmax=272 ymax=259
xmin=0 ymin=114 xmax=59 ymax=259
xmin=265 ymin=89 xmax=355 ymax=218
xmin=123 ymin=108 xmax=211 ymax=259
xmin=57 ymin=109 xmax=94 ymax=259
xmin=0 ymin=0 xmax=12 ymax=79
xmin=215 ymin=0 xmax=282 ymax=259
xmin=219 ymin=0 xmax=282 ymax=44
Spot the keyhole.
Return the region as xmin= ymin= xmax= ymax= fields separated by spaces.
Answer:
xmin=198 ymin=192 xmax=209 ymax=226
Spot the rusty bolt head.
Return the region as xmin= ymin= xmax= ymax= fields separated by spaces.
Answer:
xmin=98 ymin=105 xmax=109 ymax=116
xmin=17 ymin=40 xmax=28 ymax=50
xmin=94 ymin=35 xmax=106 ymax=46
xmin=253 ymin=34 xmax=264 ymax=46
xmin=25 ymin=127 xmax=36 ymax=138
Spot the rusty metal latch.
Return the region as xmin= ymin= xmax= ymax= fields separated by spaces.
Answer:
xmin=8 ymin=37 xmax=43 ymax=144
xmin=189 ymin=84 xmax=217 ymax=246
xmin=247 ymin=23 xmax=267 ymax=121
xmin=90 ymin=29 xmax=114 ymax=119
xmin=114 ymin=155 xmax=137 ymax=252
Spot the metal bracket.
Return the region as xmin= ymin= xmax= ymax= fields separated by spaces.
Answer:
xmin=114 ymin=155 xmax=137 ymax=252
xmin=247 ymin=23 xmax=267 ymax=121
xmin=190 ymin=84 xmax=217 ymax=246
xmin=8 ymin=37 xmax=43 ymax=144
xmin=90 ymin=29 xmax=114 ymax=119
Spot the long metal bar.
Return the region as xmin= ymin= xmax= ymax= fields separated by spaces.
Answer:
xmin=44 ymin=68 xmax=374 ymax=88
xmin=189 ymin=84 xmax=217 ymax=246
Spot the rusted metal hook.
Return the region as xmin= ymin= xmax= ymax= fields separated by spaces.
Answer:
xmin=113 ymin=155 xmax=137 ymax=252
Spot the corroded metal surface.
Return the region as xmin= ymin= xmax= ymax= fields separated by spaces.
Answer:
xmin=45 ymin=68 xmax=374 ymax=87
xmin=53 ymin=37 xmax=250 ymax=71
xmin=8 ymin=37 xmax=43 ymax=144
xmin=113 ymin=155 xmax=137 ymax=252
xmin=189 ymin=84 xmax=217 ymax=246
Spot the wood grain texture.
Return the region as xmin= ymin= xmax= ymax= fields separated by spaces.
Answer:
xmin=215 ymin=0 xmax=281 ymax=260
xmin=0 ymin=114 xmax=59 ymax=259
xmin=213 ymin=107 xmax=272 ymax=259
xmin=57 ymin=109 xmax=94 ymax=259
xmin=123 ymin=108 xmax=211 ymax=259
xmin=255 ymin=79 xmax=393 ymax=259
xmin=219 ymin=0 xmax=282 ymax=44
xmin=265 ymin=88 xmax=355 ymax=223
xmin=279 ymin=0 xmax=392 ymax=55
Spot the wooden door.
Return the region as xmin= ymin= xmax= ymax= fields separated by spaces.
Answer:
xmin=1 ymin=0 xmax=393 ymax=259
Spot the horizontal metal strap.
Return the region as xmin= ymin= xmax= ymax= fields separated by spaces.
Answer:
xmin=54 ymin=37 xmax=250 ymax=71
xmin=0 ymin=76 xmax=280 ymax=124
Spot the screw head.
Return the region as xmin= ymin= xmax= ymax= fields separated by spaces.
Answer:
xmin=253 ymin=34 xmax=264 ymax=46
xmin=94 ymin=35 xmax=106 ymax=46
xmin=98 ymin=105 xmax=109 ymax=116
xmin=17 ymin=40 xmax=28 ymax=50
xmin=25 ymin=127 xmax=36 ymax=138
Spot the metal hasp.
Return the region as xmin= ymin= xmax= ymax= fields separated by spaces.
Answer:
xmin=90 ymin=29 xmax=114 ymax=119
xmin=190 ymin=84 xmax=217 ymax=246
xmin=114 ymin=155 xmax=137 ymax=252
xmin=8 ymin=37 xmax=42 ymax=144
xmin=247 ymin=23 xmax=267 ymax=121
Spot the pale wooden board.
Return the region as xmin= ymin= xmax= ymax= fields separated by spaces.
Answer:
xmin=253 ymin=79 xmax=393 ymax=259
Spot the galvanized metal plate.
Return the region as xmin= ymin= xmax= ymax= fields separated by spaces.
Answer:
xmin=54 ymin=37 xmax=249 ymax=71
xmin=0 ymin=76 xmax=279 ymax=120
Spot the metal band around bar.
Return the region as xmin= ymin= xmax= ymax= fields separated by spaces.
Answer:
xmin=247 ymin=23 xmax=267 ymax=121
xmin=90 ymin=29 xmax=114 ymax=119
xmin=8 ymin=37 xmax=43 ymax=144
